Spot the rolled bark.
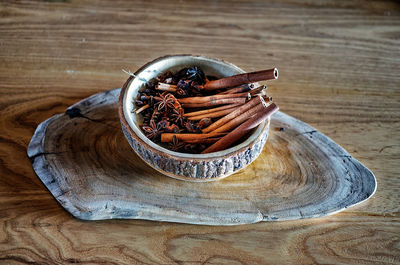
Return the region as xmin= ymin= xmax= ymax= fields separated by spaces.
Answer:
xmin=201 ymin=103 xmax=279 ymax=154
xmin=188 ymin=106 xmax=239 ymax=120
xmin=156 ymin=83 xmax=177 ymax=92
xmin=135 ymin=104 xmax=150 ymax=114
xmin=178 ymin=93 xmax=248 ymax=104
xmin=199 ymin=68 xmax=278 ymax=91
xmin=183 ymin=137 xmax=222 ymax=144
xmin=202 ymin=96 xmax=262 ymax=133
xmin=161 ymin=132 xmax=227 ymax=143
xmin=218 ymin=85 xmax=251 ymax=95
xmin=184 ymin=103 xmax=242 ymax=117
xmin=182 ymin=98 xmax=246 ymax=108
xmin=210 ymin=103 xmax=266 ymax=133
xmin=249 ymin=85 xmax=266 ymax=96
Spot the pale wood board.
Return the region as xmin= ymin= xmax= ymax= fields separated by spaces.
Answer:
xmin=27 ymin=88 xmax=376 ymax=225
xmin=1 ymin=0 xmax=400 ymax=263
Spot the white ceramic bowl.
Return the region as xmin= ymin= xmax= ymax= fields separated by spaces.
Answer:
xmin=118 ymin=55 xmax=270 ymax=181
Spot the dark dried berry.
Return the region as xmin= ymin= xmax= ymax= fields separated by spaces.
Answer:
xmin=177 ymin=79 xmax=191 ymax=90
xmin=186 ymin=66 xmax=205 ymax=84
xmin=135 ymin=100 xmax=144 ymax=106
xmin=154 ymin=94 xmax=175 ymax=112
xmin=176 ymin=87 xmax=188 ymax=97
xmin=197 ymin=118 xmax=212 ymax=129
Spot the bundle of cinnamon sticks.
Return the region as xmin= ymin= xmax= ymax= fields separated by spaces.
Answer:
xmin=134 ymin=66 xmax=279 ymax=154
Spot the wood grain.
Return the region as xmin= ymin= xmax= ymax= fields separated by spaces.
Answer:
xmin=27 ymin=88 xmax=376 ymax=225
xmin=1 ymin=0 xmax=399 ymax=263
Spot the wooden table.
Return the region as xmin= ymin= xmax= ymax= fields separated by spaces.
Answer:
xmin=1 ymin=1 xmax=399 ymax=264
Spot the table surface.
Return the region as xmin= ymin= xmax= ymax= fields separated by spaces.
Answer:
xmin=1 ymin=0 xmax=399 ymax=264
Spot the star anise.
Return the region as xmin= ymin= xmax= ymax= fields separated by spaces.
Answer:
xmin=171 ymin=108 xmax=186 ymax=126
xmin=168 ymin=135 xmax=185 ymax=152
xmin=154 ymin=93 xmax=175 ymax=112
xmin=142 ymin=120 xmax=165 ymax=140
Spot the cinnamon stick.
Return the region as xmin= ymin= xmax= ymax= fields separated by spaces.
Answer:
xmin=210 ymin=102 xmax=267 ymax=133
xmin=135 ymin=104 xmax=150 ymax=114
xmin=161 ymin=132 xmax=227 ymax=143
xmin=182 ymin=98 xmax=246 ymax=108
xmin=202 ymin=96 xmax=262 ymax=133
xmin=156 ymin=83 xmax=177 ymax=92
xmin=178 ymin=93 xmax=248 ymax=104
xmin=183 ymin=137 xmax=222 ymax=144
xmin=218 ymin=85 xmax=264 ymax=98
xmin=188 ymin=105 xmax=239 ymax=120
xmin=249 ymin=85 xmax=266 ymax=96
xmin=218 ymin=84 xmax=252 ymax=95
xmin=262 ymin=94 xmax=272 ymax=102
xmin=184 ymin=103 xmax=242 ymax=117
xmin=198 ymin=68 xmax=278 ymax=91
xmin=201 ymin=103 xmax=279 ymax=154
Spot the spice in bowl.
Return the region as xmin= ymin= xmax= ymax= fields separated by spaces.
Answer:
xmin=133 ymin=66 xmax=279 ymax=154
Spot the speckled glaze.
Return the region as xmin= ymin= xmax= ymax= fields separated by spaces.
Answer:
xmin=118 ymin=55 xmax=270 ymax=181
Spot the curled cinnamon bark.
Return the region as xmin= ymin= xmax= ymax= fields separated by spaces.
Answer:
xmin=183 ymin=137 xmax=221 ymax=144
xmin=218 ymin=84 xmax=252 ymax=95
xmin=202 ymin=96 xmax=262 ymax=133
xmin=178 ymin=93 xmax=248 ymax=104
xmin=249 ymin=85 xmax=266 ymax=96
xmin=161 ymin=132 xmax=227 ymax=143
xmin=156 ymin=83 xmax=177 ymax=92
xmin=188 ymin=105 xmax=239 ymax=120
xmin=201 ymin=103 xmax=279 ymax=154
xmin=198 ymin=68 xmax=278 ymax=91
xmin=184 ymin=104 xmax=241 ymax=117
xmin=181 ymin=98 xmax=246 ymax=108
xmin=210 ymin=102 xmax=266 ymax=133
xmin=135 ymin=104 xmax=150 ymax=114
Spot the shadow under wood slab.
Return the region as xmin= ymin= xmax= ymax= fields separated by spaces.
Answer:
xmin=27 ymin=88 xmax=376 ymax=225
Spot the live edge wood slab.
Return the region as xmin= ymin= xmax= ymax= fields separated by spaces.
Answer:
xmin=27 ymin=88 xmax=376 ymax=225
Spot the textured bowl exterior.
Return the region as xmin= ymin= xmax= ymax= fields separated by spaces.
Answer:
xmin=118 ymin=55 xmax=270 ymax=181
xmin=120 ymin=118 xmax=270 ymax=181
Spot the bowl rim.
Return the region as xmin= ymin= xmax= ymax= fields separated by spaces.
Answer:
xmin=118 ymin=54 xmax=269 ymax=161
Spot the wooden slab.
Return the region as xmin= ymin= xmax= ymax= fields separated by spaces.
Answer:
xmin=27 ymin=88 xmax=376 ymax=225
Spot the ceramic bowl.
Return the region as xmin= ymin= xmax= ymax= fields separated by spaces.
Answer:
xmin=118 ymin=55 xmax=270 ymax=181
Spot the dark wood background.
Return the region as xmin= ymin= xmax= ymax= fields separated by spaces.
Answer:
xmin=1 ymin=0 xmax=399 ymax=264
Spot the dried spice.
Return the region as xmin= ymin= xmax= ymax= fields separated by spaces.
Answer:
xmin=134 ymin=66 xmax=279 ymax=153
xmin=142 ymin=120 xmax=165 ymax=141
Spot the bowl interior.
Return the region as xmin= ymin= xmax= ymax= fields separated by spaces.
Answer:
xmin=122 ymin=55 xmax=267 ymax=158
